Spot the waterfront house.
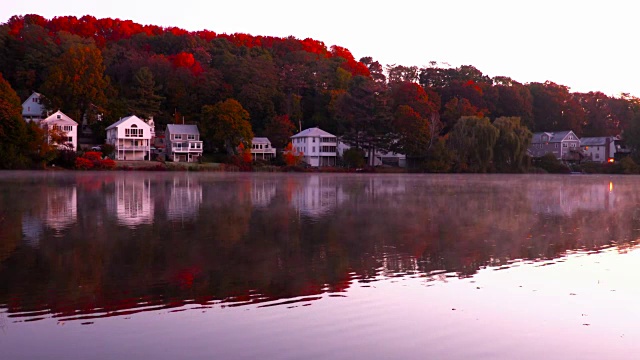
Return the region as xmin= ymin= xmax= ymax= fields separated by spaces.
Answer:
xmin=40 ymin=111 xmax=78 ymax=150
xmin=290 ymin=127 xmax=337 ymax=167
xmin=528 ymin=131 xmax=581 ymax=161
xmin=106 ymin=115 xmax=152 ymax=161
xmin=250 ymin=137 xmax=276 ymax=160
xmin=166 ymin=124 xmax=203 ymax=162
xmin=580 ymin=136 xmax=631 ymax=163
xmin=22 ymin=92 xmax=46 ymax=123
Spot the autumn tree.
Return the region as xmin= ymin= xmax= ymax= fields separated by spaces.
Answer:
xmin=264 ymin=114 xmax=297 ymax=150
xmin=201 ymin=99 xmax=253 ymax=154
xmin=492 ymin=117 xmax=532 ymax=172
xmin=527 ymin=81 xmax=585 ymax=134
xmin=0 ymin=73 xmax=29 ymax=168
xmin=41 ymin=45 xmax=110 ymax=123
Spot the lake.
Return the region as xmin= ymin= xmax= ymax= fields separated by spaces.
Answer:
xmin=1 ymin=171 xmax=640 ymax=359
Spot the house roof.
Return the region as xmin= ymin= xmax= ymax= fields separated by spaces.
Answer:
xmin=531 ymin=131 xmax=576 ymax=143
xmin=291 ymin=127 xmax=336 ymax=139
xmin=21 ymin=92 xmax=42 ymax=106
xmin=580 ymin=137 xmax=610 ymax=146
xmin=252 ymin=137 xmax=271 ymax=144
xmin=106 ymin=115 xmax=147 ymax=130
xmin=41 ymin=111 xmax=78 ymax=126
xmin=166 ymin=124 xmax=200 ymax=135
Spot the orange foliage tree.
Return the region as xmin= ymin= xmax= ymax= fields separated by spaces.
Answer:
xmin=283 ymin=142 xmax=304 ymax=166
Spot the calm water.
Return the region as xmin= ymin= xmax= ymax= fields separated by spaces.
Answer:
xmin=1 ymin=171 xmax=640 ymax=359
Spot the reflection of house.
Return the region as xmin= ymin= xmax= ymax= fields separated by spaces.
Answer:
xmin=529 ymin=182 xmax=616 ymax=216
xmin=22 ymin=92 xmax=46 ymax=123
xmin=43 ymin=186 xmax=78 ymax=231
xmin=166 ymin=124 xmax=203 ymax=162
xmin=580 ymin=136 xmax=627 ymax=163
xmin=109 ymin=177 xmax=154 ymax=227
xmin=251 ymin=137 xmax=276 ymax=160
xmin=291 ymin=127 xmax=337 ymax=167
xmin=106 ymin=115 xmax=152 ymax=161
xmin=291 ymin=175 xmax=346 ymax=217
xmin=41 ymin=111 xmax=78 ymax=150
xmin=251 ymin=179 xmax=277 ymax=207
xmin=167 ymin=177 xmax=203 ymax=221
xmin=528 ymin=131 xmax=581 ymax=160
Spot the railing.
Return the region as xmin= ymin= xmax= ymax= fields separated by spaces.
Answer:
xmin=251 ymin=148 xmax=276 ymax=154
xmin=116 ymin=145 xmax=149 ymax=151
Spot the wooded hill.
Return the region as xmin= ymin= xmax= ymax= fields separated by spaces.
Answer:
xmin=2 ymin=14 xmax=640 ymax=171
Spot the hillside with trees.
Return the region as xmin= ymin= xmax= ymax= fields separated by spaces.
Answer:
xmin=2 ymin=14 xmax=640 ymax=171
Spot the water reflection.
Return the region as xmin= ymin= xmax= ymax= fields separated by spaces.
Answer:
xmin=1 ymin=172 xmax=640 ymax=323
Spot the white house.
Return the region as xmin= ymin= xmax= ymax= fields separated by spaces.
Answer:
xmin=22 ymin=92 xmax=47 ymax=123
xmin=580 ymin=136 xmax=619 ymax=163
xmin=251 ymin=137 xmax=276 ymax=160
xmin=106 ymin=115 xmax=152 ymax=161
xmin=40 ymin=111 xmax=78 ymax=150
xmin=290 ymin=127 xmax=337 ymax=167
xmin=166 ymin=124 xmax=203 ymax=162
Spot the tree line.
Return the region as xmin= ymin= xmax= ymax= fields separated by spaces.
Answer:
xmin=2 ymin=14 xmax=640 ymax=171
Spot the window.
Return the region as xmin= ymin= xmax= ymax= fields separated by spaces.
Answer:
xmin=188 ymin=134 xmax=195 ymax=140
xmin=313 ymin=138 xmax=316 ymax=143
xmin=175 ymin=134 xmax=182 ymax=140
xmin=596 ymin=153 xmax=600 ymax=159
xmin=57 ymin=114 xmax=61 ymax=119
xmin=312 ymin=146 xmax=315 ymax=152
xmin=571 ymin=143 xmax=576 ymax=147
xmin=63 ymin=126 xmax=72 ymax=131
xmin=555 ymin=144 xmax=559 ymax=148
xmin=562 ymin=143 xmax=568 ymax=148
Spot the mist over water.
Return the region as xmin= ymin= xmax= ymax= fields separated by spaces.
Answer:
xmin=1 ymin=172 xmax=639 ymax=359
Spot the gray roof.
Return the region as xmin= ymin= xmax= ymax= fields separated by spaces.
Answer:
xmin=580 ymin=137 xmax=610 ymax=146
xmin=167 ymin=124 xmax=200 ymax=135
xmin=252 ymin=137 xmax=271 ymax=144
xmin=531 ymin=131 xmax=575 ymax=143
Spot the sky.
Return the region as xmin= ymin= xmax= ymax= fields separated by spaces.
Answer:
xmin=2 ymin=0 xmax=638 ymax=97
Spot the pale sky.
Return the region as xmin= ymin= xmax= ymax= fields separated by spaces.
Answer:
xmin=2 ymin=1 xmax=637 ymax=97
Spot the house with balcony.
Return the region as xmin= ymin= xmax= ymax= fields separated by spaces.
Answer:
xmin=22 ymin=92 xmax=47 ymax=123
xmin=251 ymin=137 xmax=276 ymax=160
xmin=106 ymin=115 xmax=151 ymax=161
xmin=528 ymin=131 xmax=581 ymax=161
xmin=166 ymin=124 xmax=203 ymax=162
xmin=40 ymin=111 xmax=78 ymax=150
xmin=291 ymin=127 xmax=337 ymax=167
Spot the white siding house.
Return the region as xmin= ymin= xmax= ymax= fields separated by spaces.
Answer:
xmin=290 ymin=127 xmax=337 ymax=167
xmin=106 ymin=115 xmax=152 ymax=161
xmin=40 ymin=111 xmax=78 ymax=150
xmin=580 ymin=137 xmax=617 ymax=163
xmin=251 ymin=137 xmax=276 ymax=160
xmin=166 ymin=124 xmax=203 ymax=162
xmin=22 ymin=92 xmax=47 ymax=123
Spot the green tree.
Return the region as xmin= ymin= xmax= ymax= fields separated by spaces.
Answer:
xmin=0 ymin=73 xmax=29 ymax=168
xmin=493 ymin=117 xmax=532 ymax=173
xmin=41 ymin=45 xmax=110 ymax=124
xmin=449 ymin=116 xmax=499 ymax=172
xmin=201 ymin=99 xmax=253 ymax=154
xmin=128 ymin=67 xmax=164 ymax=119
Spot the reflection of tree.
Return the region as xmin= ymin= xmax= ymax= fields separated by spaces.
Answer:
xmin=1 ymin=174 xmax=640 ymax=322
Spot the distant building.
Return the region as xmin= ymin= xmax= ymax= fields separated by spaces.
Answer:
xmin=22 ymin=92 xmax=46 ymax=123
xmin=580 ymin=136 xmax=617 ymax=163
xmin=106 ymin=115 xmax=152 ymax=160
xmin=40 ymin=111 xmax=78 ymax=150
xmin=290 ymin=127 xmax=337 ymax=167
xmin=166 ymin=124 xmax=203 ymax=162
xmin=250 ymin=137 xmax=276 ymax=160
xmin=528 ymin=131 xmax=581 ymax=161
